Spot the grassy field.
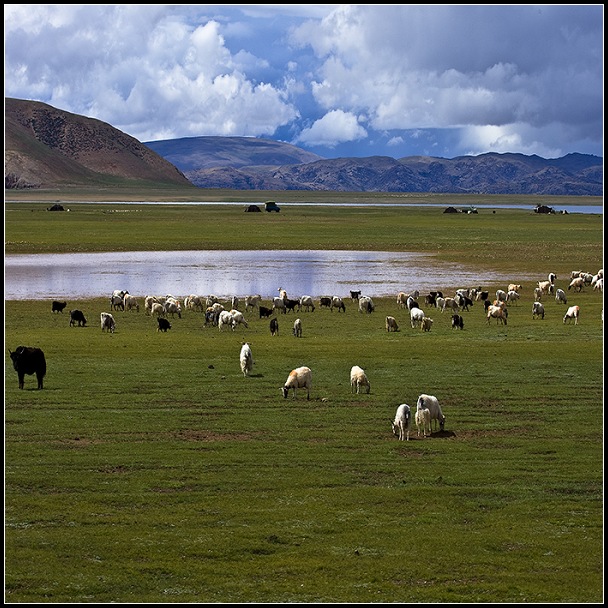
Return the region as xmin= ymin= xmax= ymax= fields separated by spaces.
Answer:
xmin=4 ymin=191 xmax=604 ymax=602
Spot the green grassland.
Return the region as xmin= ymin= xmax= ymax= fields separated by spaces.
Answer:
xmin=4 ymin=193 xmax=604 ymax=602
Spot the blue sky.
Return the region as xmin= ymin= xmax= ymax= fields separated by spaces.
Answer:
xmin=4 ymin=5 xmax=604 ymax=160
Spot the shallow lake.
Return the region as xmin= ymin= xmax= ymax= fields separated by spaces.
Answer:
xmin=5 ymin=249 xmax=536 ymax=301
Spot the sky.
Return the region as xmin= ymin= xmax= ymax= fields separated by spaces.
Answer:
xmin=4 ymin=4 xmax=604 ymax=160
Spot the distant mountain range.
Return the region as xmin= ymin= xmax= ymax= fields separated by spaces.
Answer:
xmin=145 ymin=137 xmax=602 ymax=195
xmin=5 ymin=98 xmax=603 ymax=195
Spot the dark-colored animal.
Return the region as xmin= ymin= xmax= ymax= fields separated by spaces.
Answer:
xmin=9 ymin=346 xmax=46 ymax=389
xmin=69 ymin=309 xmax=87 ymax=327
xmin=284 ymin=298 xmax=301 ymax=313
xmin=451 ymin=314 xmax=464 ymax=330
xmin=259 ymin=305 xmax=273 ymax=319
xmin=52 ymin=300 xmax=67 ymax=313
xmin=157 ymin=317 xmax=172 ymax=332
xmin=319 ymin=297 xmax=332 ymax=309
xmin=350 ymin=290 xmax=361 ymax=301
xmin=270 ymin=318 xmax=279 ymax=336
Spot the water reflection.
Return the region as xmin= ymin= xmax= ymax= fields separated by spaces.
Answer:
xmin=5 ymin=249 xmax=534 ymax=301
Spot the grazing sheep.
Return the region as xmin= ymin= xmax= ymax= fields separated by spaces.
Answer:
xmin=421 ymin=316 xmax=433 ymax=332
xmin=410 ymin=307 xmax=425 ymax=328
xmin=451 ymin=314 xmax=464 ymax=330
xmin=548 ymin=273 xmax=557 ymax=284
xmin=487 ymin=304 xmax=508 ymax=325
xmin=415 ymin=406 xmax=431 ymax=438
xmin=350 ymin=365 xmax=370 ymax=394
xmin=350 ymin=290 xmax=361 ymax=301
xmin=508 ymin=284 xmax=522 ymax=293
xmin=293 ymin=318 xmax=302 ymax=338
xmin=417 ymin=394 xmax=445 ymax=432
xmin=406 ymin=295 xmax=419 ymax=311
xmin=239 ymin=342 xmax=253 ymax=377
xmin=538 ymin=280 xmax=555 ymax=296
xmin=533 ymin=287 xmax=543 ymax=302
xmin=392 ymin=403 xmax=411 ymax=441
xmin=563 ymin=305 xmax=580 ymax=325
xmin=272 ymin=297 xmax=287 ymax=314
xmin=396 ymin=292 xmax=408 ymax=309
xmin=358 ymin=296 xmax=375 ymax=314
xmin=52 ymin=300 xmax=67 ymax=313
xmin=532 ymin=301 xmax=545 ymax=320
xmin=269 ymin=318 xmax=279 ymax=336
xmin=259 ymin=305 xmax=273 ymax=319
xmin=495 ymin=289 xmax=507 ymax=303
xmin=555 ymin=289 xmax=568 ymax=305
xmin=568 ymin=277 xmax=585 ymax=292
xmin=123 ymin=293 xmax=140 ymax=312
xmin=229 ymin=309 xmax=249 ymax=329
xmin=281 ymin=366 xmax=312 ymax=400
xmin=441 ymin=297 xmax=459 ymax=313
xmin=218 ymin=310 xmax=236 ymax=331
xmin=100 ymin=312 xmax=116 ymax=334
xmin=385 ymin=316 xmax=399 ymax=332
xmin=506 ymin=290 xmax=520 ymax=305
xmin=245 ymin=294 xmax=262 ymax=311
xmin=157 ymin=317 xmax=171 ymax=332
xmin=331 ymin=296 xmax=346 ymax=312
xmin=299 ymin=295 xmax=315 ymax=312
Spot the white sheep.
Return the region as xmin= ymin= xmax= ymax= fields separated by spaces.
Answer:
xmin=415 ymin=406 xmax=431 ymax=438
xmin=229 ymin=309 xmax=249 ymax=329
xmin=568 ymin=277 xmax=585 ymax=292
xmin=239 ymin=342 xmax=253 ymax=377
xmin=563 ymin=305 xmax=580 ymax=325
xmin=293 ymin=318 xmax=302 ymax=338
xmin=416 ymin=394 xmax=445 ymax=432
xmin=299 ymin=295 xmax=315 ymax=312
xmin=410 ymin=307 xmax=425 ymax=328
xmin=350 ymin=365 xmax=370 ymax=394
xmin=358 ymin=296 xmax=375 ymax=313
xmin=392 ymin=403 xmax=411 ymax=441
xmin=281 ymin=366 xmax=312 ymax=400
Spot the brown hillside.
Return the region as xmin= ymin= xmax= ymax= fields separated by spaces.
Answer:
xmin=5 ymin=98 xmax=193 ymax=189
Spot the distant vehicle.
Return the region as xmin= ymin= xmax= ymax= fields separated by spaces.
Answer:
xmin=264 ymin=200 xmax=281 ymax=212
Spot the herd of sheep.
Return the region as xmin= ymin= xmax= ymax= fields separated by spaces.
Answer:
xmin=48 ymin=269 xmax=602 ymax=442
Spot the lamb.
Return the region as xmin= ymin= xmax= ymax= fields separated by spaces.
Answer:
xmin=416 ymin=394 xmax=445 ymax=432
xmin=239 ymin=342 xmax=253 ymax=377
xmin=532 ymin=301 xmax=545 ymax=320
xmin=293 ymin=318 xmax=302 ymax=338
xmin=391 ymin=403 xmax=411 ymax=441
xmin=415 ymin=405 xmax=431 ymax=438
xmin=350 ymin=365 xmax=370 ymax=394
xmin=385 ymin=316 xmax=399 ymax=332
xmin=281 ymin=366 xmax=312 ymax=400
xmin=563 ymin=305 xmax=580 ymax=325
